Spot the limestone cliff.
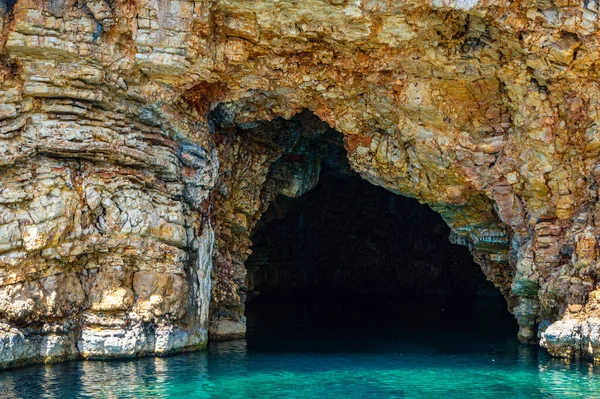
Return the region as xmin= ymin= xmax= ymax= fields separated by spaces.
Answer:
xmin=1 ymin=0 xmax=600 ymax=367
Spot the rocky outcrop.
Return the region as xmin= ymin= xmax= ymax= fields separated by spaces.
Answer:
xmin=1 ymin=0 xmax=600 ymax=366
xmin=0 ymin=0 xmax=219 ymax=367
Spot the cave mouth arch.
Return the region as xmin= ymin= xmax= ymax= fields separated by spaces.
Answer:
xmin=210 ymin=110 xmax=519 ymax=344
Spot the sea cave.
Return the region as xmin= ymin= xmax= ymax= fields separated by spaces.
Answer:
xmin=1 ymin=0 xmax=600 ymax=397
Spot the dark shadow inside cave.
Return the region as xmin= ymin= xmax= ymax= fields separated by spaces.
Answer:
xmin=247 ymin=174 xmax=498 ymax=300
xmin=242 ymin=125 xmax=518 ymax=346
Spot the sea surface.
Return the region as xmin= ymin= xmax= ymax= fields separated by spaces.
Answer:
xmin=1 ymin=295 xmax=599 ymax=398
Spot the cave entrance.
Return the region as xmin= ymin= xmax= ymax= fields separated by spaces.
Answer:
xmin=246 ymin=173 xmax=496 ymax=300
xmin=238 ymin=121 xmax=517 ymax=347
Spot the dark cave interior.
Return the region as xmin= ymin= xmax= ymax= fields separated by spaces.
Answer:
xmin=246 ymin=169 xmax=499 ymax=301
xmin=244 ymin=159 xmax=516 ymax=341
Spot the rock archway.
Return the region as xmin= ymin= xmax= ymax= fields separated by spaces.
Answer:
xmin=208 ymin=111 xmax=514 ymax=341
xmin=1 ymin=0 xmax=600 ymax=368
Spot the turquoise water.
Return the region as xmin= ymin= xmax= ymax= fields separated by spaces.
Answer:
xmin=1 ymin=297 xmax=600 ymax=398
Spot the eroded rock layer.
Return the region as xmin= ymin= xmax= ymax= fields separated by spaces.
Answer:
xmin=1 ymin=0 xmax=600 ymax=366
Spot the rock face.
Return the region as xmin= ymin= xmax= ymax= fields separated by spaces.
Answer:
xmin=1 ymin=0 xmax=600 ymax=366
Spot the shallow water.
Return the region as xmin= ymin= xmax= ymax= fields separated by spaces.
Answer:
xmin=1 ymin=296 xmax=599 ymax=398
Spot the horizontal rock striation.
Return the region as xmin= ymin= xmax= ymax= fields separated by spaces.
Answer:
xmin=0 ymin=0 xmax=218 ymax=368
xmin=0 ymin=0 xmax=600 ymax=366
